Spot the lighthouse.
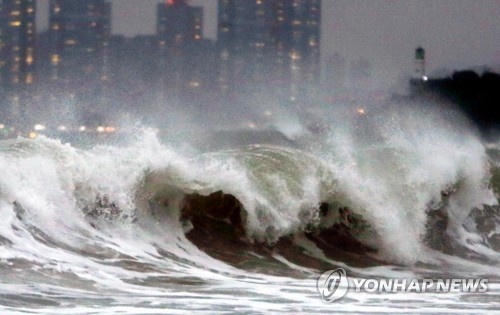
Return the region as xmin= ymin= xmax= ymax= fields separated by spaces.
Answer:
xmin=414 ymin=47 xmax=427 ymax=81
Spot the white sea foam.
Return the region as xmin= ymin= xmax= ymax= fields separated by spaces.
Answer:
xmin=0 ymin=112 xmax=498 ymax=312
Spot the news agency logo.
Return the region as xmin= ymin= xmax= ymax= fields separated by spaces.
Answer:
xmin=316 ymin=268 xmax=349 ymax=302
xmin=317 ymin=268 xmax=489 ymax=303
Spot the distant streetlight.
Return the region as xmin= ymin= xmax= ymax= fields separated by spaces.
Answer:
xmin=34 ymin=124 xmax=46 ymax=131
xmin=105 ymin=126 xmax=117 ymax=133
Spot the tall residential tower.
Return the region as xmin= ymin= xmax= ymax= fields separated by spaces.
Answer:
xmin=157 ymin=0 xmax=209 ymax=101
xmin=217 ymin=0 xmax=321 ymax=102
xmin=48 ymin=0 xmax=111 ymax=84
xmin=0 ymin=0 xmax=36 ymax=117
xmin=0 ymin=0 xmax=36 ymax=86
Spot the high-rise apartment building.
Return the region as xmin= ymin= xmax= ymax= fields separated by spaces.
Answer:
xmin=48 ymin=0 xmax=111 ymax=83
xmin=0 ymin=0 xmax=36 ymax=87
xmin=157 ymin=0 xmax=206 ymax=100
xmin=217 ymin=0 xmax=321 ymax=102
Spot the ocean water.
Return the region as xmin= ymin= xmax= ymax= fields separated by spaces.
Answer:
xmin=0 ymin=105 xmax=499 ymax=314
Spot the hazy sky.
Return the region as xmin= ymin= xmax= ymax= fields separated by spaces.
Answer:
xmin=37 ymin=0 xmax=500 ymax=88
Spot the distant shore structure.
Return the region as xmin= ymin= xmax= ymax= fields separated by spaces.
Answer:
xmin=414 ymin=46 xmax=427 ymax=81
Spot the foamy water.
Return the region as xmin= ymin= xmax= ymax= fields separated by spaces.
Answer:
xmin=1 ymin=104 xmax=499 ymax=313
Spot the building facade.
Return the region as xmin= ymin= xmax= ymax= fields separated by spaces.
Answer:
xmin=217 ymin=0 xmax=321 ymax=103
xmin=48 ymin=0 xmax=111 ymax=84
xmin=157 ymin=0 xmax=207 ymax=102
xmin=0 ymin=0 xmax=36 ymax=117
xmin=0 ymin=0 xmax=36 ymax=87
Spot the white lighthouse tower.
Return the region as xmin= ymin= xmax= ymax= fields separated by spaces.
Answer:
xmin=414 ymin=47 xmax=427 ymax=81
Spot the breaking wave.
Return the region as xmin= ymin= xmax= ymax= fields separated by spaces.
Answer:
xmin=0 ymin=105 xmax=499 ymax=311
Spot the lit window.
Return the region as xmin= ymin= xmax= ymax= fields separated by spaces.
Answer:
xmin=51 ymin=54 xmax=60 ymax=65
xmin=290 ymin=51 xmax=301 ymax=60
xmin=26 ymin=73 xmax=34 ymax=84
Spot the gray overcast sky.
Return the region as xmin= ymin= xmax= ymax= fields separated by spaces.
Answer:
xmin=37 ymin=0 xmax=500 ymax=88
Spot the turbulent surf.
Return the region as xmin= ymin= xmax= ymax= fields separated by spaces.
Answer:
xmin=1 ymin=105 xmax=499 ymax=313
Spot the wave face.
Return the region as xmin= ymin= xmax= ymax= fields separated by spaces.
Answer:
xmin=1 ymin=106 xmax=500 ymax=312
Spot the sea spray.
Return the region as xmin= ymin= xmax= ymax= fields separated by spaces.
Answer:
xmin=316 ymin=104 xmax=497 ymax=264
xmin=0 ymin=118 xmax=498 ymax=271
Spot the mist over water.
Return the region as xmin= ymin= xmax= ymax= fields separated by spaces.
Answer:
xmin=1 ymin=98 xmax=500 ymax=313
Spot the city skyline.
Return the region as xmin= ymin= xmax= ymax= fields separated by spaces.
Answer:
xmin=34 ymin=0 xmax=500 ymax=86
xmin=1 ymin=0 xmax=325 ymax=125
xmin=1 ymin=0 xmax=499 ymax=133
xmin=36 ymin=0 xmax=217 ymax=38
